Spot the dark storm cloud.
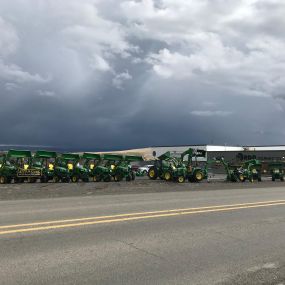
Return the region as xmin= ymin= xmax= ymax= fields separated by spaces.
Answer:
xmin=0 ymin=0 xmax=285 ymax=151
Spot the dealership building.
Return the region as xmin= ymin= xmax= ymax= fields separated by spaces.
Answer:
xmin=120 ymin=145 xmax=285 ymax=163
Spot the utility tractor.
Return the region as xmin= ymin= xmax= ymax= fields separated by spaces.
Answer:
xmin=33 ymin=150 xmax=70 ymax=183
xmin=268 ymin=162 xmax=284 ymax=181
xmin=181 ymin=148 xmax=207 ymax=182
xmin=104 ymin=154 xmax=142 ymax=182
xmin=148 ymin=152 xmax=187 ymax=183
xmin=239 ymin=159 xmax=262 ymax=182
xmin=5 ymin=150 xmax=42 ymax=183
xmin=82 ymin=153 xmax=112 ymax=182
xmin=0 ymin=153 xmax=17 ymax=184
xmin=60 ymin=153 xmax=89 ymax=183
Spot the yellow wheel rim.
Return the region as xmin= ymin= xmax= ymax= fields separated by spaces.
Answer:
xmin=239 ymin=175 xmax=244 ymax=181
xmin=196 ymin=172 xmax=203 ymax=180
xmin=72 ymin=177 xmax=77 ymax=182
xmin=165 ymin=172 xmax=171 ymax=180
xmin=178 ymin=176 xmax=184 ymax=183
xmin=93 ymin=176 xmax=97 ymax=182
xmin=149 ymin=169 xmax=155 ymax=178
xmin=0 ymin=177 xmax=4 ymax=183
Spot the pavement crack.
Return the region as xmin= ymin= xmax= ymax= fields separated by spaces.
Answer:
xmin=113 ymin=239 xmax=166 ymax=261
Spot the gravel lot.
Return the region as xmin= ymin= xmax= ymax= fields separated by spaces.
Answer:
xmin=0 ymin=176 xmax=284 ymax=201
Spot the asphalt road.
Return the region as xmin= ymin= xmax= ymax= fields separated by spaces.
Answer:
xmin=0 ymin=183 xmax=284 ymax=284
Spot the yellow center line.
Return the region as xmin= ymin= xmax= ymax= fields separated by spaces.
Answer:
xmin=0 ymin=200 xmax=284 ymax=236
xmin=0 ymin=199 xmax=285 ymax=230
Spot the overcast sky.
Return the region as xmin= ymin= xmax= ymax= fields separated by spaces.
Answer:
xmin=0 ymin=0 xmax=284 ymax=151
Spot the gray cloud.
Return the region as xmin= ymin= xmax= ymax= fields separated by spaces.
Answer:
xmin=0 ymin=0 xmax=284 ymax=151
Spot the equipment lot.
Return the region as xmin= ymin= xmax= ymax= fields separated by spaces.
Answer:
xmin=0 ymin=178 xmax=284 ymax=284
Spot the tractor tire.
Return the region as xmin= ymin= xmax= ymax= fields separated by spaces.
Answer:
xmin=164 ymin=171 xmax=172 ymax=181
xmin=249 ymin=177 xmax=254 ymax=183
xmin=62 ymin=177 xmax=70 ymax=183
xmin=177 ymin=176 xmax=185 ymax=183
xmin=103 ymin=175 xmax=111 ymax=182
xmin=258 ymin=176 xmax=262 ymax=182
xmin=0 ymin=176 xmax=7 ymax=184
xmin=53 ymin=176 xmax=60 ymax=183
xmin=27 ymin=177 xmax=37 ymax=183
xmin=71 ymin=175 xmax=78 ymax=183
xmin=14 ymin=178 xmax=24 ymax=183
xmin=93 ymin=175 xmax=101 ymax=182
xmin=126 ymin=175 xmax=132 ymax=181
xmin=40 ymin=176 xmax=48 ymax=183
xmin=114 ymin=174 xmax=122 ymax=182
xmin=272 ymin=176 xmax=275 ymax=181
xmin=131 ymin=171 xmax=136 ymax=180
xmin=281 ymin=176 xmax=284 ymax=182
xmin=239 ymin=174 xmax=245 ymax=182
xmin=148 ymin=167 xmax=158 ymax=180
xmin=194 ymin=171 xmax=203 ymax=182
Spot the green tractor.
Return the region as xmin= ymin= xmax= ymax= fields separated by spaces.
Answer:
xmin=239 ymin=159 xmax=262 ymax=182
xmin=181 ymin=148 xmax=207 ymax=182
xmin=33 ymin=150 xmax=71 ymax=183
xmin=148 ymin=152 xmax=187 ymax=183
xmin=4 ymin=149 xmax=42 ymax=183
xmin=0 ymin=153 xmax=17 ymax=184
xmin=104 ymin=154 xmax=142 ymax=182
xmin=205 ymin=157 xmax=243 ymax=182
xmin=60 ymin=153 xmax=89 ymax=183
xmin=268 ymin=162 xmax=284 ymax=181
xmin=82 ymin=153 xmax=112 ymax=182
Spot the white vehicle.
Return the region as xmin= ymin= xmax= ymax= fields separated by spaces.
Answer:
xmin=138 ymin=165 xmax=153 ymax=175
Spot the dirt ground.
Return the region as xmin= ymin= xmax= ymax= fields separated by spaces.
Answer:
xmin=0 ymin=176 xmax=284 ymax=201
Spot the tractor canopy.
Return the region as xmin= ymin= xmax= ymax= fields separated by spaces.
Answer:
xmin=34 ymin=150 xmax=57 ymax=159
xmin=82 ymin=153 xmax=103 ymax=160
xmin=61 ymin=153 xmax=80 ymax=161
xmin=103 ymin=154 xmax=124 ymax=161
xmin=124 ymin=155 xmax=143 ymax=162
xmin=7 ymin=149 xmax=32 ymax=158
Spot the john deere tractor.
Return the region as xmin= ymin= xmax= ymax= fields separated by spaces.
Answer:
xmin=205 ymin=157 xmax=243 ymax=182
xmin=5 ymin=149 xmax=42 ymax=183
xmin=33 ymin=150 xmax=70 ymax=183
xmin=239 ymin=159 xmax=262 ymax=182
xmin=82 ymin=153 xmax=112 ymax=182
xmin=148 ymin=152 xmax=187 ymax=183
xmin=104 ymin=154 xmax=141 ymax=182
xmin=0 ymin=153 xmax=17 ymax=184
xmin=60 ymin=153 xmax=89 ymax=183
xmin=180 ymin=148 xmax=207 ymax=182
xmin=268 ymin=162 xmax=284 ymax=181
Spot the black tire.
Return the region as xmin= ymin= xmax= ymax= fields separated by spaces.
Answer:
xmin=28 ymin=177 xmax=37 ymax=183
xmin=14 ymin=178 xmax=24 ymax=183
xmin=103 ymin=175 xmax=111 ymax=182
xmin=71 ymin=175 xmax=78 ymax=183
xmin=114 ymin=174 xmax=122 ymax=182
xmin=0 ymin=176 xmax=7 ymax=184
xmin=164 ymin=171 xmax=172 ymax=181
xmin=194 ymin=170 xmax=203 ymax=182
xmin=62 ymin=177 xmax=70 ymax=183
xmin=148 ymin=167 xmax=158 ymax=180
xmin=281 ymin=176 xmax=284 ymax=182
xmin=40 ymin=176 xmax=48 ymax=183
xmin=272 ymin=176 xmax=275 ymax=181
xmin=177 ymin=176 xmax=185 ymax=183
xmin=131 ymin=171 xmax=136 ymax=180
xmin=93 ymin=175 xmax=101 ymax=182
xmin=258 ymin=176 xmax=262 ymax=182
xmin=53 ymin=176 xmax=60 ymax=183
xmin=126 ymin=175 xmax=131 ymax=181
